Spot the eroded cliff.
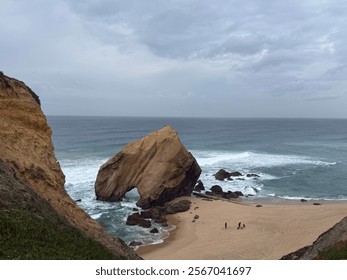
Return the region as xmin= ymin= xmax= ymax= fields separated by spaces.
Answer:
xmin=0 ymin=72 xmax=139 ymax=259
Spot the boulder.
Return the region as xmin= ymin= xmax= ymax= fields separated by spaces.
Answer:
xmin=234 ymin=191 xmax=244 ymax=197
xmin=94 ymin=125 xmax=201 ymax=209
xmin=214 ymin=169 xmax=231 ymax=181
xmin=247 ymin=173 xmax=260 ymax=178
xmin=194 ymin=180 xmax=205 ymax=192
xmin=229 ymin=171 xmax=243 ymax=177
xmin=165 ymin=200 xmax=192 ymax=214
xmin=126 ymin=213 xmax=151 ymax=228
xmin=210 ymin=185 xmax=223 ymax=195
xmin=150 ymin=228 xmax=159 ymax=234
xmin=214 ymin=169 xmax=243 ymax=181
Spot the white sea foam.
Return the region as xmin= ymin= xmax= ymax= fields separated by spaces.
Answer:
xmin=192 ymin=150 xmax=336 ymax=169
xmin=60 ymin=150 xmax=339 ymax=247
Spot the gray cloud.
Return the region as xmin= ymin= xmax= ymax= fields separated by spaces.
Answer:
xmin=0 ymin=0 xmax=347 ymax=118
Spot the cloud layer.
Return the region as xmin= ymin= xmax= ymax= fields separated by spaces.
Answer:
xmin=1 ymin=0 xmax=347 ymax=117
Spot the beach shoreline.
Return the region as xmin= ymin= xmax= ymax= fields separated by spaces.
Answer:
xmin=136 ymin=196 xmax=347 ymax=260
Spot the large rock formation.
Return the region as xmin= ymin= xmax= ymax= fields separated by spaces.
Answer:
xmin=0 ymin=72 xmax=139 ymax=259
xmin=95 ymin=125 xmax=201 ymax=209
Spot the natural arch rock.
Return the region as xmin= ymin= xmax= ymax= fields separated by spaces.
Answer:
xmin=94 ymin=125 xmax=201 ymax=209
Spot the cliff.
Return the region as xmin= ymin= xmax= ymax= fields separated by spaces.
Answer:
xmin=0 ymin=72 xmax=139 ymax=259
xmin=281 ymin=216 xmax=347 ymax=260
xmin=95 ymin=125 xmax=201 ymax=209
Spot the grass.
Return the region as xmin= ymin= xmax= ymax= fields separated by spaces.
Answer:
xmin=0 ymin=209 xmax=123 ymax=259
xmin=318 ymin=241 xmax=347 ymax=260
xmin=0 ymin=160 xmax=124 ymax=260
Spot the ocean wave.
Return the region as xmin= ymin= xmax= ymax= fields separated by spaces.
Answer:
xmin=192 ymin=150 xmax=336 ymax=169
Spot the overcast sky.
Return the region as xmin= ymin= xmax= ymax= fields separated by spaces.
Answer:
xmin=1 ymin=0 xmax=347 ymax=118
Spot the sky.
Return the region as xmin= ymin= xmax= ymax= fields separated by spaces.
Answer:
xmin=1 ymin=0 xmax=347 ymax=118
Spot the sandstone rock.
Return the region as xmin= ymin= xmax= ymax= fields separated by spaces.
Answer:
xmin=165 ymin=199 xmax=192 ymax=214
xmin=94 ymin=125 xmax=201 ymax=209
xmin=0 ymin=72 xmax=139 ymax=259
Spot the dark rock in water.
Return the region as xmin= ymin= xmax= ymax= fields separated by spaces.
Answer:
xmin=150 ymin=228 xmax=159 ymax=234
xmin=214 ymin=169 xmax=243 ymax=181
xmin=74 ymin=199 xmax=82 ymax=203
xmin=252 ymin=187 xmax=260 ymax=193
xmin=149 ymin=206 xmax=165 ymax=220
xmin=194 ymin=180 xmax=205 ymax=192
xmin=210 ymin=185 xmax=223 ymax=195
xmin=94 ymin=125 xmax=201 ymax=209
xmin=132 ymin=208 xmax=139 ymax=212
xmin=140 ymin=211 xmax=152 ymax=219
xmin=247 ymin=173 xmax=260 ymax=178
xmin=256 ymin=204 xmax=263 ymax=208
xmin=234 ymin=191 xmax=244 ymax=197
xmin=194 ymin=214 xmax=199 ymax=220
xmin=214 ymin=169 xmax=231 ymax=181
xmin=236 ymin=178 xmax=244 ymax=181
xmin=229 ymin=171 xmax=242 ymax=177
xmin=154 ymin=216 xmax=167 ymax=224
xmin=129 ymin=241 xmax=142 ymax=247
xmin=224 ymin=191 xmax=239 ymax=199
xmin=165 ymin=200 xmax=192 ymax=214
xmin=126 ymin=213 xmax=151 ymax=228
xmin=301 ymin=199 xmax=308 ymax=202
xmin=313 ymin=202 xmax=321 ymax=206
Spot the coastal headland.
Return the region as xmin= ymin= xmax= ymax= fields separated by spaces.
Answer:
xmin=137 ymin=197 xmax=347 ymax=259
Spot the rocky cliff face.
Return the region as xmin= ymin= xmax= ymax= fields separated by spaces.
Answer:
xmin=281 ymin=216 xmax=347 ymax=260
xmin=0 ymin=72 xmax=139 ymax=259
xmin=95 ymin=125 xmax=201 ymax=209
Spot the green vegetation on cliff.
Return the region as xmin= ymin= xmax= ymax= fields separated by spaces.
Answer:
xmin=318 ymin=241 xmax=347 ymax=260
xmin=0 ymin=160 xmax=124 ymax=259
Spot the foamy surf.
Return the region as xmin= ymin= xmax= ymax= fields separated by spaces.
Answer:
xmin=60 ymin=150 xmax=341 ymax=247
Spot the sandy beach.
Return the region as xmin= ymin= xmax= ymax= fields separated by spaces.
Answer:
xmin=136 ymin=197 xmax=347 ymax=259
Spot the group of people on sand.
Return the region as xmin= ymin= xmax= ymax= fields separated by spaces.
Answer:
xmin=224 ymin=222 xmax=246 ymax=230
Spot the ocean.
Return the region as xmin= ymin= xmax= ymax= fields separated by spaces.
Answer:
xmin=48 ymin=116 xmax=347 ymax=246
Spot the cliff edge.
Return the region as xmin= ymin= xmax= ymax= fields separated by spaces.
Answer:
xmin=0 ymin=72 xmax=139 ymax=259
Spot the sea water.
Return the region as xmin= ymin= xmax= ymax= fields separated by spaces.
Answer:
xmin=48 ymin=116 xmax=347 ymax=245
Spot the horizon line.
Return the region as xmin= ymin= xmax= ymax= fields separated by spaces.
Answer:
xmin=45 ymin=114 xmax=347 ymax=120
